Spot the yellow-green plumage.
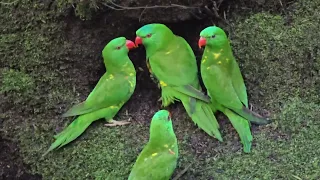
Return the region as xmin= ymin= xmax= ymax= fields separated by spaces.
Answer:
xmin=128 ymin=110 xmax=178 ymax=180
xmin=43 ymin=37 xmax=136 ymax=156
xmin=199 ymin=26 xmax=271 ymax=152
xmin=136 ymin=24 xmax=222 ymax=141
xmin=210 ymin=99 xmax=252 ymax=152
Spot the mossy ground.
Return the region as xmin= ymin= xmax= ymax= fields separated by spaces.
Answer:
xmin=1 ymin=0 xmax=319 ymax=179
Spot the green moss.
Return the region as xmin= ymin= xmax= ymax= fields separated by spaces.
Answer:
xmin=1 ymin=0 xmax=320 ymax=179
xmin=193 ymin=98 xmax=320 ymax=179
xmin=231 ymin=0 xmax=320 ymax=109
xmin=0 ymin=0 xmax=76 ymax=139
xmin=18 ymin=121 xmax=149 ymax=179
xmin=1 ymin=69 xmax=35 ymax=94
xmin=54 ymin=0 xmax=110 ymax=20
xmin=181 ymin=0 xmax=320 ymax=179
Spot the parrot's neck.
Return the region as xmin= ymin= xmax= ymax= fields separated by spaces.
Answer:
xmin=149 ymin=134 xmax=177 ymax=151
xmin=202 ymin=44 xmax=233 ymax=65
xmin=149 ymin=125 xmax=177 ymax=148
xmin=145 ymin=44 xmax=158 ymax=59
xmin=205 ymin=43 xmax=232 ymax=54
xmin=104 ymin=57 xmax=136 ymax=75
xmin=146 ymin=34 xmax=175 ymax=58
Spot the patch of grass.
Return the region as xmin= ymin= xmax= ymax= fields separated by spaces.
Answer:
xmin=1 ymin=69 xmax=35 ymax=94
xmin=235 ymin=0 xmax=294 ymax=11
xmin=54 ymin=0 xmax=107 ymax=20
xmin=19 ymin=121 xmax=150 ymax=179
xmin=194 ymin=98 xmax=320 ymax=179
xmin=178 ymin=0 xmax=320 ymax=179
xmin=1 ymin=1 xmax=149 ymax=179
xmin=230 ymin=0 xmax=320 ymax=109
xmin=0 ymin=1 xmax=77 ymax=144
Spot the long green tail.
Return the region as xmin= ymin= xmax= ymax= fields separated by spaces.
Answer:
xmin=224 ymin=109 xmax=253 ymax=153
xmin=233 ymin=107 xmax=271 ymax=125
xmin=42 ymin=115 xmax=95 ymax=156
xmin=180 ymin=95 xmax=223 ymax=142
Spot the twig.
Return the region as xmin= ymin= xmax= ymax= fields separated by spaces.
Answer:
xmin=203 ymin=5 xmax=216 ymax=17
xmin=278 ymin=0 xmax=283 ymax=7
xmin=217 ymin=0 xmax=225 ymax=8
xmin=0 ymin=0 xmax=18 ymax=5
xmin=139 ymin=7 xmax=147 ymax=22
xmin=103 ymin=0 xmax=199 ymax=11
xmin=172 ymin=163 xmax=193 ymax=180
xmin=102 ymin=2 xmax=122 ymax=10
xmin=292 ymin=175 xmax=302 ymax=180
xmin=202 ymin=1 xmax=230 ymax=26
xmin=212 ymin=1 xmax=220 ymax=18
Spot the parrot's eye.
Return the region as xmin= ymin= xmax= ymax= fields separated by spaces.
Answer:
xmin=116 ymin=46 xmax=121 ymax=50
xmin=211 ymin=35 xmax=216 ymax=38
xmin=146 ymin=33 xmax=152 ymax=38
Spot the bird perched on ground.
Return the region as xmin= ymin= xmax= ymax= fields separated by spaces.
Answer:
xmin=135 ymin=23 xmax=222 ymax=141
xmin=198 ymin=26 xmax=271 ymax=152
xmin=128 ymin=110 xmax=178 ymax=180
xmin=43 ymin=37 xmax=137 ymax=156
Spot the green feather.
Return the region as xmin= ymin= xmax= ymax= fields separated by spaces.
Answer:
xmin=43 ymin=37 xmax=136 ymax=156
xmin=136 ymin=24 xmax=222 ymax=140
xmin=175 ymin=89 xmax=222 ymax=141
xmin=200 ymin=26 xmax=271 ymax=125
xmin=199 ymin=26 xmax=272 ymax=152
xmin=128 ymin=110 xmax=178 ymax=180
xmin=231 ymin=60 xmax=249 ymax=108
xmin=224 ymin=109 xmax=252 ymax=153
xmin=172 ymin=85 xmax=211 ymax=103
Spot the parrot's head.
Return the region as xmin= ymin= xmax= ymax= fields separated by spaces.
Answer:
xmin=149 ymin=110 xmax=176 ymax=143
xmin=198 ymin=26 xmax=228 ymax=49
xmin=135 ymin=24 xmax=174 ymax=52
xmin=102 ymin=37 xmax=136 ymax=61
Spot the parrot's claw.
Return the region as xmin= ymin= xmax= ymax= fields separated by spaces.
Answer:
xmin=104 ymin=119 xmax=131 ymax=127
xmin=249 ymin=103 xmax=253 ymax=111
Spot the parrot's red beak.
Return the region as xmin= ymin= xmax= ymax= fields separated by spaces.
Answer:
xmin=198 ymin=37 xmax=207 ymax=49
xmin=135 ymin=36 xmax=143 ymax=46
xmin=126 ymin=40 xmax=136 ymax=50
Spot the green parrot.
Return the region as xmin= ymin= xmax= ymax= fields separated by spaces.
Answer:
xmin=198 ymin=26 xmax=271 ymax=152
xmin=43 ymin=37 xmax=137 ymax=156
xmin=135 ymin=24 xmax=223 ymax=141
xmin=128 ymin=110 xmax=178 ymax=180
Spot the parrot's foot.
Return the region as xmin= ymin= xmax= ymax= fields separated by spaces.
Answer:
xmin=249 ymin=103 xmax=253 ymax=111
xmin=104 ymin=119 xmax=130 ymax=127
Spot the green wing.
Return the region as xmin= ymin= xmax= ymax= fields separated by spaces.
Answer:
xmin=148 ymin=36 xmax=209 ymax=101
xmin=205 ymin=65 xmax=243 ymax=110
xmin=62 ymin=73 xmax=133 ymax=117
xmin=172 ymin=85 xmax=210 ymax=103
xmin=224 ymin=108 xmax=252 ymax=152
xmin=148 ymin=36 xmax=198 ymax=87
xmin=146 ymin=35 xmax=222 ymax=138
xmin=231 ymin=59 xmax=248 ymax=107
xmin=129 ymin=144 xmax=178 ymax=180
